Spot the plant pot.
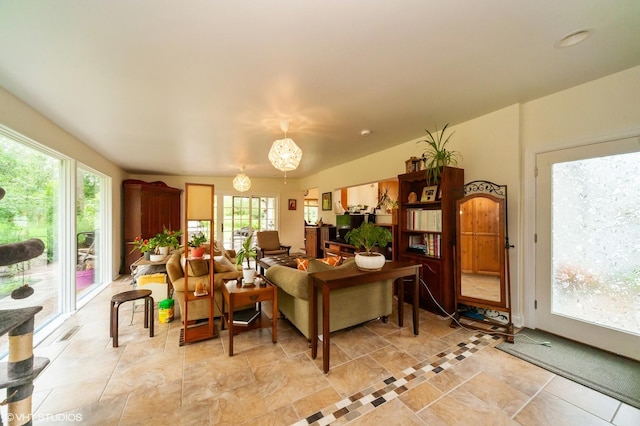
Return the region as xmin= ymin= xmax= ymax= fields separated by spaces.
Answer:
xmin=354 ymin=252 xmax=386 ymax=271
xmin=150 ymin=254 xmax=165 ymax=262
xmin=143 ymin=251 xmax=151 ymax=260
xmin=242 ymin=268 xmax=256 ymax=286
xmin=158 ymin=246 xmax=170 ymax=256
xmin=190 ymin=246 xmax=205 ymax=258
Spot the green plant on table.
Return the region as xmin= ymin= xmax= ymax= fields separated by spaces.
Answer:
xmin=149 ymin=227 xmax=183 ymax=251
xmin=345 ymin=223 xmax=392 ymax=255
xmin=188 ymin=232 xmax=208 ymax=248
xmin=235 ymin=231 xmax=258 ymax=269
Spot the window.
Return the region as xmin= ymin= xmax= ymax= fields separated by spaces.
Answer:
xmin=0 ymin=126 xmax=110 ymax=358
xmin=304 ymin=198 xmax=319 ymax=224
xmin=221 ymin=195 xmax=277 ymax=251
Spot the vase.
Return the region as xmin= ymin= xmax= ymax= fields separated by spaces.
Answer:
xmin=143 ymin=251 xmax=151 ymax=261
xmin=242 ymin=268 xmax=256 ymax=286
xmin=354 ymin=252 xmax=386 ymax=271
xmin=158 ymin=246 xmax=170 ymax=256
xmin=190 ymin=246 xmax=205 ymax=258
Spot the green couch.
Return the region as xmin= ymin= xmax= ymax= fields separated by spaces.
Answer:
xmin=265 ymin=258 xmax=393 ymax=340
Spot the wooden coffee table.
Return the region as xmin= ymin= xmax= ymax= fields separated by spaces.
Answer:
xmin=220 ymin=276 xmax=277 ymax=356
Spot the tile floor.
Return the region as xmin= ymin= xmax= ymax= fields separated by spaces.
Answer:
xmin=3 ymin=276 xmax=639 ymax=425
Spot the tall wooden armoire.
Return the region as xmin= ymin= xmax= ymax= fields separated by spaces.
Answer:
xmin=121 ymin=179 xmax=181 ymax=273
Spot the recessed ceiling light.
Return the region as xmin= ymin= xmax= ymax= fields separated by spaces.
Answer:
xmin=555 ymin=29 xmax=592 ymax=48
xmin=360 ymin=129 xmax=371 ymax=136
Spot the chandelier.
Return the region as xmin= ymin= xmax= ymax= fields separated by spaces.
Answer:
xmin=232 ymin=167 xmax=251 ymax=193
xmin=268 ymin=121 xmax=302 ymax=182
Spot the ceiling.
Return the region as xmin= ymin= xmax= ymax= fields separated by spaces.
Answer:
xmin=1 ymin=1 xmax=639 ymax=178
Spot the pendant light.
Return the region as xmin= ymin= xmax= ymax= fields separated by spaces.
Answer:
xmin=268 ymin=121 xmax=302 ymax=183
xmin=232 ymin=167 xmax=251 ymax=193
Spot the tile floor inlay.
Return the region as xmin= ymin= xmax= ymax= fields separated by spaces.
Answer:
xmin=293 ymin=333 xmax=498 ymax=426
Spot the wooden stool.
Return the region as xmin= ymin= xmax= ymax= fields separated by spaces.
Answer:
xmin=110 ymin=289 xmax=154 ymax=348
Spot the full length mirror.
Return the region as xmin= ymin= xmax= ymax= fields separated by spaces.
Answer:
xmin=455 ymin=181 xmax=512 ymax=336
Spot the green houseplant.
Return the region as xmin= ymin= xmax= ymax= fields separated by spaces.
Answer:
xmin=345 ymin=222 xmax=393 ymax=271
xmin=188 ymin=232 xmax=207 ymax=258
xmin=418 ymin=123 xmax=462 ymax=184
xmin=235 ymin=231 xmax=258 ymax=285
xmin=150 ymin=227 xmax=183 ymax=255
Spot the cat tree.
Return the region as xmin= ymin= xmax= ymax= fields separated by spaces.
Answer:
xmin=0 ymin=186 xmax=50 ymax=426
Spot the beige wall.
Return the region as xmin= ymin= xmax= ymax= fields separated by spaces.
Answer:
xmin=520 ymin=65 xmax=640 ymax=326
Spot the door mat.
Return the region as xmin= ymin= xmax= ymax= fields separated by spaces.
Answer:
xmin=496 ymin=328 xmax=640 ymax=409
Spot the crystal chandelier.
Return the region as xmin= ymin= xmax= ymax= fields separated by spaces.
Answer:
xmin=232 ymin=167 xmax=251 ymax=193
xmin=268 ymin=121 xmax=302 ymax=182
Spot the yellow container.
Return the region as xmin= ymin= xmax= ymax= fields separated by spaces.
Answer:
xmin=158 ymin=299 xmax=174 ymax=323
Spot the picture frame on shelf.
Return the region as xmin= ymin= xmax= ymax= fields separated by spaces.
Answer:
xmin=421 ymin=185 xmax=438 ymax=202
xmin=288 ymin=199 xmax=297 ymax=210
xmin=322 ymin=192 xmax=332 ymax=210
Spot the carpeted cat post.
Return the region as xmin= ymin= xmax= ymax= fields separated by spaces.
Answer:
xmin=0 ymin=186 xmax=50 ymax=426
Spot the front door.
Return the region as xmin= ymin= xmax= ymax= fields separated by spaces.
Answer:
xmin=535 ymin=136 xmax=640 ymax=360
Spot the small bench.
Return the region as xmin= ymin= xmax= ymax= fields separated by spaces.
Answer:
xmin=110 ymin=289 xmax=154 ymax=348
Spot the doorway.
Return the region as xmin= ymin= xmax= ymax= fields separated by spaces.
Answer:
xmin=535 ymin=136 xmax=640 ymax=360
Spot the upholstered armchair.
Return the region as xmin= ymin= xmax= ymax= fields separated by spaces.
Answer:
xmin=255 ymin=230 xmax=291 ymax=262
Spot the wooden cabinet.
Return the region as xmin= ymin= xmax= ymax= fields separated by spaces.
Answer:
xmin=397 ymin=167 xmax=464 ymax=313
xmin=305 ymin=226 xmax=336 ymax=258
xmin=122 ymin=180 xmax=181 ymax=273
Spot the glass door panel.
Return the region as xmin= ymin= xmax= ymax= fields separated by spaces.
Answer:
xmin=76 ymin=168 xmax=101 ymax=300
xmin=535 ymin=137 xmax=640 ymax=360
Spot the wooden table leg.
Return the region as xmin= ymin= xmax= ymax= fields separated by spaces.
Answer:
xmin=272 ymin=285 xmax=278 ymax=343
xmin=397 ymin=278 xmax=404 ymax=327
xmin=310 ymin=277 xmax=318 ymax=359
xmin=413 ymin=270 xmax=419 ymax=335
xmin=147 ymin=296 xmax=154 ymax=337
xmin=228 ymin=294 xmax=234 ymax=356
xmin=322 ymin=286 xmax=331 ymax=374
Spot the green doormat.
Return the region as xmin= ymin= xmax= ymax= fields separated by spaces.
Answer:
xmin=497 ymin=328 xmax=640 ymax=409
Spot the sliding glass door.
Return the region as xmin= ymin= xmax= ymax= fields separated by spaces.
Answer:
xmin=221 ymin=195 xmax=277 ymax=251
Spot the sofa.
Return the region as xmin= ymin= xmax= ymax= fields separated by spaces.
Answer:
xmin=166 ymin=248 xmax=247 ymax=322
xmin=264 ymin=258 xmax=393 ymax=340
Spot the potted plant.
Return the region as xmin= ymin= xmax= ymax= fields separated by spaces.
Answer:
xmin=235 ymin=231 xmax=258 ymax=285
xmin=188 ymin=232 xmax=207 ymax=258
xmin=418 ymin=123 xmax=462 ymax=184
xmin=345 ymin=222 xmax=393 ymax=271
xmin=129 ymin=236 xmax=152 ymax=260
xmin=150 ymin=227 xmax=183 ymax=256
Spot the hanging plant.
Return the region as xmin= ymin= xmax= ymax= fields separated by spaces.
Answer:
xmin=418 ymin=123 xmax=462 ymax=184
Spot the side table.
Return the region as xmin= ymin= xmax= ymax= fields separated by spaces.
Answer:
xmin=220 ymin=276 xmax=277 ymax=356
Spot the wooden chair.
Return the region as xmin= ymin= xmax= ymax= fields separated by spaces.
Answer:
xmin=255 ymin=230 xmax=291 ymax=262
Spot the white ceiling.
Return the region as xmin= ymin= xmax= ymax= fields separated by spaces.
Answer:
xmin=1 ymin=1 xmax=639 ymax=178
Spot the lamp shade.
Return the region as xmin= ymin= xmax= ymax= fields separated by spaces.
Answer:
xmin=186 ymin=183 xmax=214 ymax=220
xmin=268 ymin=138 xmax=302 ymax=172
xmin=232 ymin=172 xmax=251 ymax=192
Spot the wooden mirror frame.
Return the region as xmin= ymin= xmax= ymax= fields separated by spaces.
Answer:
xmin=454 ymin=180 xmax=513 ymax=340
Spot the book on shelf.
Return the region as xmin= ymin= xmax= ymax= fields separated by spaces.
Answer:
xmin=406 ymin=209 xmax=442 ymax=232
xmin=407 ymin=233 xmax=441 ymax=257
xmin=232 ymin=308 xmax=260 ymax=326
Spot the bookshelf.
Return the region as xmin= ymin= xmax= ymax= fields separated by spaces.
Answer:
xmin=397 ymin=167 xmax=464 ymax=313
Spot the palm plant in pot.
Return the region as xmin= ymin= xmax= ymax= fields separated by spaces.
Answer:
xmin=345 ymin=222 xmax=393 ymax=271
xmin=188 ymin=232 xmax=207 ymax=258
xmin=418 ymin=123 xmax=462 ymax=184
xmin=235 ymin=231 xmax=258 ymax=285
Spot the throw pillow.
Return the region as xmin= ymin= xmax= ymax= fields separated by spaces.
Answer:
xmin=318 ymin=256 xmax=343 ymax=267
xmin=180 ymin=257 xmax=209 ymax=277
xmin=296 ymin=258 xmax=309 ymax=271
xmin=214 ymin=255 xmax=237 ymax=272
xmin=308 ymin=257 xmax=355 ymax=274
